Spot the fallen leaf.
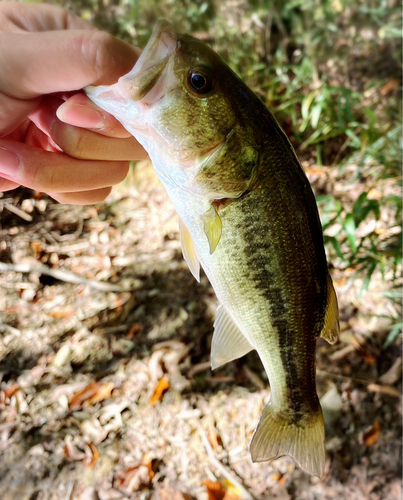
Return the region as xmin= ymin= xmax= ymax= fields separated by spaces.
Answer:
xmin=149 ymin=374 xmax=169 ymax=406
xmin=155 ymin=486 xmax=194 ymax=500
xmin=202 ymin=481 xmax=226 ymax=500
xmin=48 ymin=305 xmax=76 ymax=319
xmin=271 ymin=471 xmax=287 ymax=485
xmin=380 ymin=78 xmax=400 ymax=95
xmin=202 ymin=480 xmax=242 ymax=500
xmin=379 ymin=357 xmax=402 ymax=385
xmin=30 ymin=241 xmax=42 ymax=256
xmin=363 ymin=421 xmax=381 ymax=446
xmin=84 ymin=442 xmax=100 ymax=469
xmin=116 ymin=465 xmax=152 ymax=492
xmin=64 ymin=440 xmax=86 ymax=461
xmin=127 ymin=323 xmax=144 ymax=338
xmin=69 ymin=382 xmax=101 ymax=410
xmin=207 ymin=426 xmax=220 ymax=449
xmin=2 ymin=383 xmax=20 ymax=399
xmin=86 ymin=382 xmax=115 ymax=407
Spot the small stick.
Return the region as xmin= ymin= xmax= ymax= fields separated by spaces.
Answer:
xmin=0 ymin=262 xmax=125 ymax=292
xmin=197 ymin=422 xmax=256 ymax=500
xmin=4 ymin=203 xmax=33 ymax=222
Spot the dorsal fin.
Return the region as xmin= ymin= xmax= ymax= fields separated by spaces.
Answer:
xmin=178 ymin=218 xmax=200 ymax=282
xmin=320 ymin=273 xmax=339 ymax=344
xmin=211 ymin=305 xmax=254 ymax=369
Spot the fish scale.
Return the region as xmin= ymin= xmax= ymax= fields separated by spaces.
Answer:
xmin=86 ymin=19 xmax=340 ymax=477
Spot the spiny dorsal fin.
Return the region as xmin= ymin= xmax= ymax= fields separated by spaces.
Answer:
xmin=211 ymin=305 xmax=254 ymax=369
xmin=320 ymin=273 xmax=340 ymax=344
xmin=202 ymin=205 xmax=222 ymax=254
xmin=250 ymin=403 xmax=326 ymax=477
xmin=179 ymin=218 xmax=200 ymax=282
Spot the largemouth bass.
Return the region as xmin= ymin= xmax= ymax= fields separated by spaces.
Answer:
xmin=86 ymin=20 xmax=339 ymax=477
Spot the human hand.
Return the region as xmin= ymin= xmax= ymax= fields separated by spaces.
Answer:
xmin=0 ymin=2 xmax=147 ymax=204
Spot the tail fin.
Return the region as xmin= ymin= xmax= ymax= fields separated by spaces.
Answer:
xmin=250 ymin=403 xmax=325 ymax=477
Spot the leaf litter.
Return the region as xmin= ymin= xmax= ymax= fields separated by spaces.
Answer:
xmin=0 ymin=160 xmax=401 ymax=500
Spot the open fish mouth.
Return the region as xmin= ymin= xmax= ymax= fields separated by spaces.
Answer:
xmin=118 ymin=20 xmax=177 ymax=103
xmin=85 ymin=20 xmax=177 ymax=136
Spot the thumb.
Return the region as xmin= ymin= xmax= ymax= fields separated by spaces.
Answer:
xmin=0 ymin=30 xmax=140 ymax=100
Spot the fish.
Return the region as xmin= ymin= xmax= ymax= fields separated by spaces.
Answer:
xmin=85 ymin=20 xmax=339 ymax=477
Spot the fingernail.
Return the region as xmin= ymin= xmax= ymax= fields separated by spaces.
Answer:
xmin=0 ymin=147 xmax=20 ymax=178
xmin=57 ymin=103 xmax=104 ymax=129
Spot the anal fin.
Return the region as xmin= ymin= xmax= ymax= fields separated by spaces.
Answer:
xmin=211 ymin=305 xmax=253 ymax=369
xmin=250 ymin=403 xmax=326 ymax=477
xmin=179 ymin=218 xmax=200 ymax=282
xmin=320 ymin=273 xmax=339 ymax=344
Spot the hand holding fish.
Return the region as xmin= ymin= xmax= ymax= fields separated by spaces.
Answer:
xmin=0 ymin=2 xmax=147 ymax=204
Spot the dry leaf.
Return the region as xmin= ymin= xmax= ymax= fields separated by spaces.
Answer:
xmin=149 ymin=374 xmax=169 ymax=406
xmin=116 ymin=465 xmax=152 ymax=492
xmin=141 ymin=452 xmax=156 ymax=480
xmin=207 ymin=426 xmax=223 ymax=449
xmin=202 ymin=480 xmax=242 ymax=500
xmin=379 ymin=357 xmax=402 ymax=385
xmin=271 ymin=471 xmax=286 ymax=485
xmin=127 ymin=323 xmax=144 ymax=338
xmin=86 ymin=382 xmax=115 ymax=407
xmin=202 ymin=480 xmax=227 ymax=500
xmin=64 ymin=440 xmax=86 ymax=461
xmin=363 ymin=421 xmax=381 ymax=446
xmin=69 ymin=382 xmax=101 ymax=410
xmin=84 ymin=442 xmax=100 ymax=469
xmin=48 ymin=306 xmax=76 ymax=319
xmin=30 ymin=241 xmax=42 ymax=255
xmin=155 ymin=486 xmax=194 ymax=500
xmin=380 ymin=78 xmax=400 ymax=95
xmin=2 ymin=383 xmax=20 ymax=399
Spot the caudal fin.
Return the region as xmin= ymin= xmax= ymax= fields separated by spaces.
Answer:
xmin=249 ymin=403 xmax=325 ymax=477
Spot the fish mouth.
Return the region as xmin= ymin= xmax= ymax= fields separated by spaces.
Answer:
xmin=118 ymin=20 xmax=177 ymax=103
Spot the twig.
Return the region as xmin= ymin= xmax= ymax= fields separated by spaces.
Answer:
xmin=4 ymin=203 xmax=33 ymax=222
xmin=0 ymin=324 xmax=21 ymax=335
xmin=197 ymin=422 xmax=256 ymax=500
xmin=367 ymin=383 xmax=401 ymax=398
xmin=66 ymin=481 xmax=75 ymax=500
xmin=0 ymin=262 xmax=125 ymax=292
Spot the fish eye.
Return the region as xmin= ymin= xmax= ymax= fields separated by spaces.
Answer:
xmin=187 ymin=66 xmax=214 ymax=95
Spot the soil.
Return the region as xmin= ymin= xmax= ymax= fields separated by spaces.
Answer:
xmin=0 ymin=161 xmax=401 ymax=500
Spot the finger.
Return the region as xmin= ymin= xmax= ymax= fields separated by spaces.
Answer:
xmin=0 ymin=30 xmax=140 ymax=99
xmin=57 ymin=93 xmax=132 ymax=138
xmin=0 ymin=2 xmax=94 ymax=32
xmin=29 ymin=96 xmax=147 ymax=160
xmin=0 ymin=176 xmax=20 ymax=191
xmin=49 ymin=186 xmax=112 ymax=205
xmin=24 ymin=119 xmax=62 ymax=153
xmin=0 ymin=92 xmax=41 ymax=138
xmin=0 ymin=140 xmax=129 ymax=193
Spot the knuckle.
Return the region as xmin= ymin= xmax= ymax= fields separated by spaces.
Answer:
xmin=55 ymin=126 xmax=87 ymax=159
xmin=79 ymin=31 xmax=117 ymax=83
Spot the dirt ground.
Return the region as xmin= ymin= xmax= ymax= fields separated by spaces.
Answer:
xmin=0 ymin=159 xmax=401 ymax=500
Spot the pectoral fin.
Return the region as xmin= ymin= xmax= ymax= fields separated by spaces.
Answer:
xmin=320 ymin=273 xmax=339 ymax=344
xmin=211 ymin=305 xmax=254 ymax=369
xmin=179 ymin=218 xmax=200 ymax=282
xmin=202 ymin=205 xmax=222 ymax=254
